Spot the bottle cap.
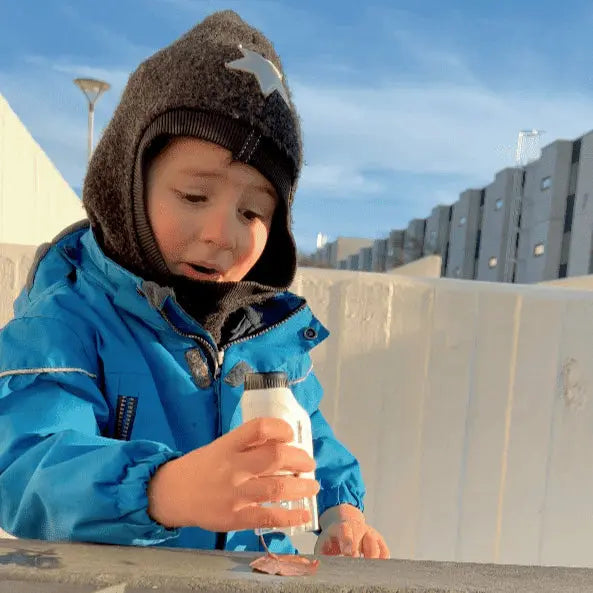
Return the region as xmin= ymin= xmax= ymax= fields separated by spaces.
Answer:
xmin=244 ymin=372 xmax=289 ymax=390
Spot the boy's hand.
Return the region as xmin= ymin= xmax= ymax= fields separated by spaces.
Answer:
xmin=147 ymin=417 xmax=319 ymax=533
xmin=314 ymin=504 xmax=390 ymax=559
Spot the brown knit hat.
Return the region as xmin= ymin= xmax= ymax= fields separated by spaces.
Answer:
xmin=82 ymin=10 xmax=302 ymax=289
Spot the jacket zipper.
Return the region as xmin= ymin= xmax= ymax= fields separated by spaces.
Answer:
xmin=159 ymin=301 xmax=308 ymax=378
xmin=157 ymin=310 xmax=219 ymax=379
xmin=158 ymin=301 xmax=308 ymax=552
xmin=217 ymin=302 xmax=308 ymax=359
xmin=115 ymin=396 xmax=138 ymax=441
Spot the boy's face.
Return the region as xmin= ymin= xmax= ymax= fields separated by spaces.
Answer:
xmin=146 ymin=138 xmax=278 ymax=282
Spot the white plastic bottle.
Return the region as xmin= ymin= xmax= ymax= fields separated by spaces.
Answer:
xmin=241 ymin=372 xmax=319 ymax=536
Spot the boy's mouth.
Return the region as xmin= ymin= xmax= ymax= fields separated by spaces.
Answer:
xmin=190 ymin=264 xmax=218 ymax=274
xmin=182 ymin=262 xmax=224 ymax=280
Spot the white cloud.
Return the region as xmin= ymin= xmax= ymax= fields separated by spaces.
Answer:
xmin=388 ymin=26 xmax=479 ymax=86
xmin=50 ymin=62 xmax=130 ymax=91
xmin=293 ymin=79 xmax=593 ymax=196
xmin=58 ymin=3 xmax=153 ymax=65
xmin=299 ymin=164 xmax=385 ymax=195
xmin=4 ymin=2 xmax=593 ymax=216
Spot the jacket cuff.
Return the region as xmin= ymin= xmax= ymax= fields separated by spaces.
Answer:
xmin=116 ymin=448 xmax=183 ymax=545
xmin=316 ymin=482 xmax=365 ymax=528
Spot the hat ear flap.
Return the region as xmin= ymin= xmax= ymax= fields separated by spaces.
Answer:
xmin=245 ymin=200 xmax=296 ymax=287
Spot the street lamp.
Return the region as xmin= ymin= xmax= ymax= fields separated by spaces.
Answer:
xmin=74 ymin=78 xmax=110 ymax=163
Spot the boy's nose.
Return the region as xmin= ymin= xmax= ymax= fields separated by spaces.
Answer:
xmin=198 ymin=207 xmax=236 ymax=251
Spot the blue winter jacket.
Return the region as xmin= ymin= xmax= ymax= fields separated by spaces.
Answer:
xmin=0 ymin=222 xmax=365 ymax=553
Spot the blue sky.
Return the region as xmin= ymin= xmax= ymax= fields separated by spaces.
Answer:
xmin=3 ymin=1 xmax=593 ymax=253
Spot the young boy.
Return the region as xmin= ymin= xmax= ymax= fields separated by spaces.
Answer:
xmin=0 ymin=10 xmax=389 ymax=559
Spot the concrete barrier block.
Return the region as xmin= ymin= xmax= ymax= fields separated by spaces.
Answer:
xmin=539 ymin=297 xmax=593 ymax=567
xmin=413 ymin=284 xmax=478 ymax=561
xmin=498 ymin=295 xmax=564 ymax=565
xmin=455 ymin=290 xmax=520 ymax=563
xmin=328 ymin=276 xmax=395 ymax=526
xmin=388 ymin=255 xmax=442 ymax=278
xmin=2 ymin=537 xmax=593 ymax=593
xmin=374 ymin=280 xmax=435 ymax=559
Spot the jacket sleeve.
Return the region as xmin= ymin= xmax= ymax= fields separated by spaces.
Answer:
xmin=0 ymin=315 xmax=182 ymax=545
xmin=289 ymin=354 xmax=366 ymax=518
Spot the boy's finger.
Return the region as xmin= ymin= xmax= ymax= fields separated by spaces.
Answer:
xmin=361 ymin=532 xmax=381 ymax=559
xmin=240 ymin=442 xmax=315 ymax=476
xmin=337 ymin=522 xmax=355 ymax=556
xmin=378 ymin=537 xmax=391 ymax=559
xmin=234 ymin=503 xmax=311 ymax=531
xmin=321 ymin=535 xmax=342 ymax=555
xmin=237 ymin=475 xmax=319 ymax=504
xmin=229 ymin=417 xmax=294 ymax=451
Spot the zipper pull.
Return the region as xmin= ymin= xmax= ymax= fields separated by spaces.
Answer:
xmin=215 ymin=349 xmax=225 ymax=379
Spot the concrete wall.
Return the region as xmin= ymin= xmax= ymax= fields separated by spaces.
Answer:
xmin=388 ymin=255 xmax=442 ymax=278
xmin=0 ymin=243 xmax=38 ymax=328
xmin=516 ymin=140 xmax=573 ymax=283
xmin=446 ymin=189 xmax=483 ymax=280
xmin=0 ymin=92 xmax=85 ymax=245
xmin=292 ymin=269 xmax=593 ymax=568
xmin=540 ymin=274 xmax=593 ymax=289
xmin=403 ymin=219 xmax=425 ymax=264
xmin=3 ymin=537 xmax=593 ymax=592
xmin=569 ymin=131 xmax=593 ymax=276
xmin=476 ymin=168 xmax=521 ymax=283
xmin=4 ymin=250 xmax=593 ymax=568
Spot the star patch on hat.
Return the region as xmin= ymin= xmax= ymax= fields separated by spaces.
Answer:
xmin=225 ymin=44 xmax=290 ymax=106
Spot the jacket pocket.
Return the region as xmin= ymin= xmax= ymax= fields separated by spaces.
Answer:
xmin=114 ymin=395 xmax=139 ymax=441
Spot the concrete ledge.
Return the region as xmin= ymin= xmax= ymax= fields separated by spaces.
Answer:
xmin=1 ymin=539 xmax=592 ymax=593
xmin=388 ymin=254 xmax=442 ymax=278
xmin=539 ymin=274 xmax=593 ymax=290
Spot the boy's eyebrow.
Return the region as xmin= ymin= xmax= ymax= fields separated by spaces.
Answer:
xmin=248 ymin=185 xmax=278 ymax=204
xmin=178 ymin=168 xmax=223 ymax=180
xmin=178 ymin=168 xmax=277 ymax=202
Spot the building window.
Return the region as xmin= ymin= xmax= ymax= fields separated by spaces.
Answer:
xmin=430 ymin=230 xmax=437 ymax=240
xmin=459 ymin=216 xmax=467 ymax=226
xmin=558 ymin=263 xmax=568 ymax=278
xmin=488 ymin=257 xmax=497 ymax=268
xmin=572 ymin=139 xmax=581 ymax=163
xmin=533 ymin=243 xmax=545 ymax=257
xmin=495 ymin=198 xmax=503 ymax=211
xmin=564 ymin=194 xmax=575 ymax=233
xmin=540 ymin=176 xmax=552 ymax=190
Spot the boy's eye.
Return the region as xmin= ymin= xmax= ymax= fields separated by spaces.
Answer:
xmin=177 ymin=191 xmax=206 ymax=203
xmin=243 ymin=210 xmax=263 ymax=221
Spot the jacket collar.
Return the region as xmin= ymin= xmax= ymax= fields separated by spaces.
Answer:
xmin=65 ymin=225 xmax=328 ymax=352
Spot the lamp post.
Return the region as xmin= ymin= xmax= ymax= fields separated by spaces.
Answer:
xmin=74 ymin=78 xmax=110 ymax=163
